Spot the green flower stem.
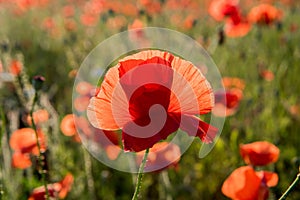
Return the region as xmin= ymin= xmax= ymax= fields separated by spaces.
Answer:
xmin=30 ymin=91 xmax=49 ymax=200
xmin=279 ymin=171 xmax=300 ymax=200
xmin=0 ymin=106 xmax=6 ymax=199
xmin=132 ymin=148 xmax=149 ymax=200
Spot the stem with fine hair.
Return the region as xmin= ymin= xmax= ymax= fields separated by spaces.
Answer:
xmin=279 ymin=171 xmax=300 ymax=200
xmin=132 ymin=148 xmax=149 ymax=200
xmin=30 ymin=91 xmax=49 ymax=200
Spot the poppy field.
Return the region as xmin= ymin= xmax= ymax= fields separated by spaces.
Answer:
xmin=0 ymin=0 xmax=300 ymax=200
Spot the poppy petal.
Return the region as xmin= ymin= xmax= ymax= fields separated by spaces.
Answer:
xmin=122 ymin=114 xmax=179 ymax=152
xmin=256 ymin=171 xmax=279 ymax=187
xmin=221 ymin=166 xmax=261 ymax=200
xmin=87 ymin=66 xmax=130 ymax=130
xmin=12 ymin=152 xmax=32 ymax=169
xmin=177 ymin=114 xmax=218 ymax=143
xmin=169 ymin=56 xmax=214 ymax=115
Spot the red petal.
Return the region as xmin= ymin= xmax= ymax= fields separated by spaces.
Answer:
xmin=176 ymin=114 xmax=218 ymax=143
xmin=221 ymin=166 xmax=261 ymax=200
xmin=169 ymin=55 xmax=214 ymax=115
xmin=122 ymin=114 xmax=179 ymax=152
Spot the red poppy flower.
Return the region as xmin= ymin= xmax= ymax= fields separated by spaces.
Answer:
xmin=222 ymin=166 xmax=278 ymax=200
xmin=87 ymin=50 xmax=217 ymax=152
xmin=60 ymin=114 xmax=77 ymax=137
xmin=248 ymin=4 xmax=282 ymax=25
xmin=260 ymin=70 xmax=274 ymax=81
xmin=28 ymin=173 xmax=74 ymax=200
xmin=240 ymin=141 xmax=280 ymax=166
xmin=224 ymin=18 xmax=251 ymax=37
xmin=27 ymin=109 xmax=49 ymax=126
xmin=136 ymin=142 xmax=181 ymax=172
xmin=213 ymin=88 xmax=243 ymax=117
xmin=9 ymin=60 xmax=22 ymax=76
xmin=208 ymin=0 xmax=240 ymax=21
xmin=9 ymin=128 xmax=47 ymax=169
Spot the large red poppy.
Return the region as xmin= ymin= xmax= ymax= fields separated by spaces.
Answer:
xmin=240 ymin=141 xmax=280 ymax=166
xmin=87 ymin=50 xmax=217 ymax=152
xmin=222 ymin=166 xmax=278 ymax=200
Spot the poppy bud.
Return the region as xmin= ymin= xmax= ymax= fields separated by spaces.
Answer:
xmin=32 ymin=75 xmax=45 ymax=91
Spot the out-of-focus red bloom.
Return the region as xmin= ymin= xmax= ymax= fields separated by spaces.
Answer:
xmin=76 ymin=81 xmax=94 ymax=96
xmin=248 ymin=4 xmax=282 ymax=25
xmin=213 ymin=77 xmax=244 ymax=117
xmin=62 ymin=5 xmax=75 ymax=18
xmin=26 ymin=109 xmax=49 ymax=126
xmin=183 ymin=15 xmax=197 ymax=30
xmin=80 ymin=13 xmax=98 ymax=26
xmin=240 ymin=141 xmax=280 ymax=166
xmin=208 ymin=0 xmax=240 ymax=21
xmin=74 ymin=96 xmax=91 ymax=112
xmin=9 ymin=60 xmax=22 ymax=76
xmin=10 ymin=128 xmax=47 ymax=169
xmin=260 ymin=70 xmax=274 ymax=81
xmin=136 ymin=142 xmax=181 ymax=172
xmin=28 ymin=173 xmax=74 ymax=200
xmin=213 ymin=88 xmax=243 ymax=117
xmin=222 ymin=166 xmax=278 ymax=200
xmin=87 ymin=50 xmax=217 ymax=152
xmin=224 ymin=18 xmax=251 ymax=37
xmin=60 ymin=114 xmax=77 ymax=137
xmin=222 ymin=77 xmax=245 ymax=90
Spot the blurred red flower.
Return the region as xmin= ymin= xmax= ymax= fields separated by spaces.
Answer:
xmin=222 ymin=166 xmax=278 ymax=200
xmin=240 ymin=141 xmax=280 ymax=166
xmin=213 ymin=88 xmax=243 ymax=117
xmin=208 ymin=0 xmax=240 ymax=21
xmin=260 ymin=69 xmax=274 ymax=81
xmin=87 ymin=50 xmax=217 ymax=152
xmin=28 ymin=173 xmax=74 ymax=200
xmin=224 ymin=18 xmax=251 ymax=37
xmin=9 ymin=60 xmax=23 ymax=76
xmin=136 ymin=142 xmax=181 ymax=172
xmin=60 ymin=114 xmax=81 ymax=142
xmin=26 ymin=109 xmax=49 ymax=126
xmin=9 ymin=128 xmax=47 ymax=169
xmin=248 ymin=4 xmax=282 ymax=25
xmin=213 ymin=77 xmax=244 ymax=117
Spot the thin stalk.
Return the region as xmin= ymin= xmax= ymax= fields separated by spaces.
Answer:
xmin=132 ymin=148 xmax=149 ymax=200
xmin=279 ymin=172 xmax=300 ymax=200
xmin=30 ymin=91 xmax=49 ymax=200
xmin=0 ymin=106 xmax=5 ymax=199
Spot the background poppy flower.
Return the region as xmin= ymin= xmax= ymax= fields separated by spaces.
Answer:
xmin=9 ymin=128 xmax=47 ymax=169
xmin=247 ymin=4 xmax=282 ymax=25
xmin=213 ymin=88 xmax=243 ymax=117
xmin=136 ymin=142 xmax=181 ymax=172
xmin=208 ymin=0 xmax=240 ymax=21
xmin=87 ymin=50 xmax=217 ymax=152
xmin=240 ymin=141 xmax=280 ymax=166
xmin=9 ymin=60 xmax=23 ymax=76
xmin=28 ymin=173 xmax=74 ymax=200
xmin=26 ymin=109 xmax=49 ymax=126
xmin=222 ymin=166 xmax=278 ymax=200
xmin=60 ymin=114 xmax=77 ymax=137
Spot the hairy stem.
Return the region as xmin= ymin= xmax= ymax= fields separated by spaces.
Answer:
xmin=132 ymin=148 xmax=149 ymax=200
xmin=30 ymin=91 xmax=49 ymax=200
xmin=279 ymin=172 xmax=300 ymax=200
